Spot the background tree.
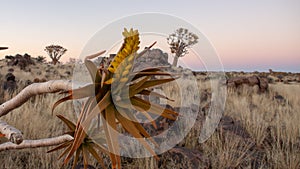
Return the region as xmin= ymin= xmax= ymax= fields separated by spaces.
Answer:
xmin=44 ymin=45 xmax=67 ymax=65
xmin=167 ymin=28 xmax=199 ymax=67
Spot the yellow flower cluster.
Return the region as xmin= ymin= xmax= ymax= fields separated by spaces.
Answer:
xmin=108 ymin=28 xmax=140 ymax=74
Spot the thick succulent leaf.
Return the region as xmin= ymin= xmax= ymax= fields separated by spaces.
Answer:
xmin=137 ymin=111 xmax=157 ymax=129
xmin=52 ymin=84 xmax=95 ymax=113
xmin=52 ymin=95 xmax=73 ymax=114
xmin=138 ymin=78 xmax=176 ymax=91
xmin=103 ymin=105 xmax=121 ymax=169
xmin=64 ymin=125 xmax=86 ymax=165
xmin=85 ymin=50 xmax=106 ymax=60
xmin=133 ymin=67 xmax=162 ymax=73
xmin=83 ymin=49 xmax=106 ymax=84
xmin=58 ymin=144 xmax=72 ymax=160
xmin=56 ymin=115 xmax=76 ymax=131
xmin=131 ymin=78 xmax=177 ymax=97
xmin=131 ymin=96 xmax=178 ymax=120
xmin=130 ymin=71 xmax=174 ymax=81
xmin=116 ymin=104 xmax=157 ymax=129
xmin=70 ymin=84 xmax=95 ymax=99
xmin=82 ymin=91 xmax=112 ymax=128
xmin=66 ymin=97 xmax=93 ymax=163
xmin=139 ymin=89 xmax=174 ymax=101
xmin=47 ymin=140 xmax=72 ymax=153
xmin=117 ymin=107 xmax=157 ymax=145
xmin=86 ymin=144 xmax=107 ymax=169
xmin=84 ymin=59 xmax=101 ymax=83
xmin=72 ymin=147 xmax=82 ymax=169
xmin=63 ymin=93 xmax=110 ymax=165
xmin=80 ymin=97 xmax=96 ymax=123
xmin=91 ymin=142 xmax=110 ymax=156
xmin=127 ymin=76 xmax=151 ymax=97
xmin=63 ymin=98 xmax=92 ymax=165
xmin=82 ymin=146 xmax=89 ymax=169
xmin=115 ymin=112 xmax=158 ymax=160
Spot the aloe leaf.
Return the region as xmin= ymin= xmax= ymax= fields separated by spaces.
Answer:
xmin=82 ymin=146 xmax=89 ymax=169
xmin=115 ymin=112 xmax=158 ymax=160
xmin=117 ymin=107 xmax=157 ymax=145
xmin=58 ymin=144 xmax=72 ymax=160
xmin=139 ymin=89 xmax=174 ymax=101
xmin=86 ymin=144 xmax=106 ymax=169
xmin=102 ymin=105 xmax=121 ymax=169
xmin=131 ymin=78 xmax=176 ymax=97
xmin=56 ymin=115 xmax=76 ymax=131
xmin=131 ymin=96 xmax=178 ymax=120
xmin=81 ymin=91 xmax=112 ymax=128
xmin=72 ymin=148 xmax=82 ymax=169
xmin=47 ymin=140 xmax=72 ymax=153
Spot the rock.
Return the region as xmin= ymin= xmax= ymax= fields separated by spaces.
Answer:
xmin=8 ymin=68 xmax=14 ymax=72
xmin=258 ymin=77 xmax=268 ymax=92
xmin=74 ymin=164 xmax=96 ymax=169
xmin=226 ymin=75 xmax=268 ymax=93
xmin=274 ymin=94 xmax=284 ymax=101
xmin=64 ymin=71 xmax=71 ymax=76
xmin=2 ymin=73 xmax=17 ymax=94
xmin=5 ymin=73 xmax=15 ymax=81
xmin=2 ymin=81 xmax=17 ymax=94
xmin=159 ymin=146 xmax=209 ymax=169
xmin=133 ymin=49 xmax=170 ymax=71
xmin=248 ymin=75 xmax=259 ymax=86
xmin=218 ymin=115 xmax=251 ymax=139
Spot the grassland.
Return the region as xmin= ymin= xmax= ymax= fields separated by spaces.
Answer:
xmin=0 ymin=61 xmax=299 ymax=169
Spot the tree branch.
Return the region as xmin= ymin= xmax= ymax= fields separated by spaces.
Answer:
xmin=0 ymin=80 xmax=72 ymax=117
xmin=0 ymin=134 xmax=73 ymax=151
xmin=0 ymin=120 xmax=23 ymax=144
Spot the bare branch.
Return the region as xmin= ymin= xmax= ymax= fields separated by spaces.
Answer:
xmin=0 ymin=80 xmax=72 ymax=117
xmin=0 ymin=134 xmax=73 ymax=151
xmin=0 ymin=120 xmax=23 ymax=144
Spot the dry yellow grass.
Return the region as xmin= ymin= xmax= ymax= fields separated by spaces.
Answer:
xmin=0 ymin=62 xmax=299 ymax=168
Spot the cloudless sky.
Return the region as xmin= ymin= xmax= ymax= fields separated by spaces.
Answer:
xmin=0 ymin=0 xmax=299 ymax=72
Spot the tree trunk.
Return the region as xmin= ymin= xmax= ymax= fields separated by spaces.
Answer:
xmin=172 ymin=55 xmax=179 ymax=67
xmin=52 ymin=58 xmax=58 ymax=65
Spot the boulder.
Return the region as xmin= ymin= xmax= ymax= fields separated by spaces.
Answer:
xmin=2 ymin=73 xmax=17 ymax=94
xmin=133 ymin=49 xmax=170 ymax=71
xmin=226 ymin=75 xmax=268 ymax=92
xmin=218 ymin=115 xmax=251 ymax=139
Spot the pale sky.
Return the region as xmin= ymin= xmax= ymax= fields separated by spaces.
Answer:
xmin=0 ymin=0 xmax=299 ymax=72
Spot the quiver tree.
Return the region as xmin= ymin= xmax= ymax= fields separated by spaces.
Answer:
xmin=0 ymin=28 xmax=179 ymax=169
xmin=44 ymin=45 xmax=67 ymax=65
xmin=167 ymin=28 xmax=198 ymax=67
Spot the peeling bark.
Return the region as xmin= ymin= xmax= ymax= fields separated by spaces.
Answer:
xmin=0 ymin=120 xmax=23 ymax=144
xmin=0 ymin=134 xmax=73 ymax=151
xmin=0 ymin=80 xmax=72 ymax=117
